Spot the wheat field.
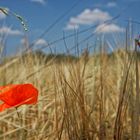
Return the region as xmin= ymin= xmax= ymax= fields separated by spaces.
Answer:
xmin=0 ymin=44 xmax=139 ymax=140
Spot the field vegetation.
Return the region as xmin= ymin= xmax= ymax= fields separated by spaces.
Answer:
xmin=0 ymin=36 xmax=140 ymax=140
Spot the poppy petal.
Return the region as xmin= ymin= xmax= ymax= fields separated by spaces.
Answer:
xmin=0 ymin=103 xmax=11 ymax=112
xmin=0 ymin=83 xmax=38 ymax=111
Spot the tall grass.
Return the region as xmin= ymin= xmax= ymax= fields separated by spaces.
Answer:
xmin=0 ymin=34 xmax=140 ymax=140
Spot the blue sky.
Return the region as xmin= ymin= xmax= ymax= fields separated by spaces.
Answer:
xmin=0 ymin=0 xmax=140 ymax=55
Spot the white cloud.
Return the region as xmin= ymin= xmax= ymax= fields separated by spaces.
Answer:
xmin=0 ymin=27 xmax=23 ymax=35
xmin=20 ymin=38 xmax=28 ymax=45
xmin=65 ymin=24 xmax=79 ymax=30
xmin=30 ymin=0 xmax=46 ymax=5
xmin=35 ymin=39 xmax=47 ymax=46
xmin=107 ymin=2 xmax=117 ymax=7
xmin=95 ymin=23 xmax=124 ymax=33
xmin=65 ymin=8 xmax=111 ymax=30
xmin=21 ymin=38 xmax=47 ymax=46
xmin=0 ymin=12 xmax=6 ymax=20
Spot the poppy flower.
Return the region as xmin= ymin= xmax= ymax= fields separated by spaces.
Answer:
xmin=0 ymin=83 xmax=38 ymax=112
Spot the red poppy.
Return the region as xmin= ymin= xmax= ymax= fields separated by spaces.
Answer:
xmin=0 ymin=83 xmax=38 ymax=112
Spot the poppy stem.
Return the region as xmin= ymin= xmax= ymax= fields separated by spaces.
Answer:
xmin=15 ymin=107 xmax=25 ymax=129
xmin=15 ymin=107 xmax=21 ymax=119
xmin=15 ymin=107 xmax=28 ymax=139
xmin=15 ymin=107 xmax=23 ymax=128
